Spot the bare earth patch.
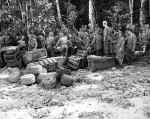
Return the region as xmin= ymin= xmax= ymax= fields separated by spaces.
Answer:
xmin=0 ymin=63 xmax=150 ymax=119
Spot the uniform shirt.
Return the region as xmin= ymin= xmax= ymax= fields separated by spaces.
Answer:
xmin=91 ymin=33 xmax=102 ymax=50
xmin=116 ymin=34 xmax=126 ymax=64
xmin=0 ymin=36 xmax=4 ymax=47
xmin=126 ymin=31 xmax=137 ymax=52
xmin=46 ymin=36 xmax=55 ymax=49
xmin=28 ymin=38 xmax=37 ymax=51
xmin=78 ymin=31 xmax=89 ymax=48
xmin=141 ymin=29 xmax=150 ymax=44
xmin=103 ymin=26 xmax=113 ymax=42
xmin=56 ymin=36 xmax=72 ymax=51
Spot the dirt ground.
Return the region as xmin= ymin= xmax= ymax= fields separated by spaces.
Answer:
xmin=0 ymin=62 xmax=150 ymax=119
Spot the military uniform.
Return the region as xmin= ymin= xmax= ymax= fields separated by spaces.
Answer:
xmin=28 ymin=35 xmax=38 ymax=51
xmin=124 ymin=30 xmax=137 ymax=64
xmin=126 ymin=30 xmax=137 ymax=52
xmin=141 ymin=26 xmax=150 ymax=55
xmin=46 ymin=34 xmax=55 ymax=57
xmin=91 ymin=31 xmax=103 ymax=56
xmin=116 ymin=32 xmax=126 ymax=65
xmin=37 ymin=35 xmax=45 ymax=49
xmin=103 ymin=26 xmax=114 ymax=56
xmin=56 ymin=35 xmax=72 ymax=57
xmin=78 ymin=31 xmax=89 ymax=49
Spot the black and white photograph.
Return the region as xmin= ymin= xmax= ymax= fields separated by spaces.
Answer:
xmin=0 ymin=0 xmax=150 ymax=119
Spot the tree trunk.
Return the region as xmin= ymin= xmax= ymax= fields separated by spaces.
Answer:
xmin=129 ymin=0 xmax=134 ymax=25
xmin=56 ymin=0 xmax=62 ymax=24
xmin=89 ymin=0 xmax=95 ymax=30
xmin=140 ymin=0 xmax=146 ymax=27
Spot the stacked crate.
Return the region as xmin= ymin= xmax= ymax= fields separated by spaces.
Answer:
xmin=3 ymin=46 xmax=23 ymax=68
xmin=66 ymin=50 xmax=87 ymax=70
xmin=66 ymin=56 xmax=82 ymax=70
xmin=33 ymin=57 xmax=58 ymax=72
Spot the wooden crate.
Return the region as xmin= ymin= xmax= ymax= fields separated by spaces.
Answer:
xmin=3 ymin=46 xmax=23 ymax=68
xmin=33 ymin=57 xmax=58 ymax=72
xmin=65 ymin=56 xmax=82 ymax=70
xmin=87 ymin=55 xmax=115 ymax=72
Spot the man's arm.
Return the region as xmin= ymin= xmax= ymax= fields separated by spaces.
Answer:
xmin=55 ymin=40 xmax=61 ymax=48
xmin=132 ymin=34 xmax=137 ymax=52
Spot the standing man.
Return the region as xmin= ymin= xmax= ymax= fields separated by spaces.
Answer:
xmin=124 ymin=25 xmax=137 ymax=64
xmin=37 ymin=35 xmax=46 ymax=49
xmin=78 ymin=25 xmax=89 ymax=49
xmin=28 ymin=34 xmax=38 ymax=51
xmin=90 ymin=28 xmax=103 ymax=56
xmin=103 ymin=21 xmax=114 ymax=56
xmin=46 ymin=32 xmax=55 ymax=57
xmin=116 ymin=27 xmax=126 ymax=66
xmin=126 ymin=25 xmax=137 ymax=52
xmin=140 ymin=24 xmax=150 ymax=55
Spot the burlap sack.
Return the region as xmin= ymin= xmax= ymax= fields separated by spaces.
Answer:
xmin=26 ymin=63 xmax=47 ymax=75
xmin=6 ymin=67 xmax=21 ymax=83
xmin=38 ymin=72 xmax=57 ymax=89
xmin=20 ymin=74 xmax=36 ymax=85
xmin=61 ymin=74 xmax=74 ymax=87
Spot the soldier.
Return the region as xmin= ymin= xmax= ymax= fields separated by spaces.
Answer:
xmin=140 ymin=24 xmax=150 ymax=55
xmin=0 ymin=33 xmax=5 ymax=48
xmin=116 ymin=27 xmax=126 ymax=66
xmin=28 ymin=34 xmax=38 ymax=51
xmin=90 ymin=28 xmax=103 ymax=56
xmin=103 ymin=21 xmax=114 ymax=56
xmin=17 ymin=35 xmax=26 ymax=48
xmin=55 ymin=32 xmax=72 ymax=57
xmin=78 ymin=25 xmax=89 ymax=49
xmin=37 ymin=35 xmax=45 ymax=49
xmin=126 ymin=25 xmax=137 ymax=52
xmin=124 ymin=25 xmax=137 ymax=64
xmin=46 ymin=32 xmax=56 ymax=57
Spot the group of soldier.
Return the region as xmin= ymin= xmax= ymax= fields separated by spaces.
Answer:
xmin=78 ymin=21 xmax=138 ymax=65
xmin=78 ymin=21 xmax=150 ymax=65
xmin=1 ymin=20 xmax=150 ymax=66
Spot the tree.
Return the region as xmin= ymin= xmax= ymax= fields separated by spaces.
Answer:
xmin=1 ymin=0 xmax=57 ymax=36
xmin=106 ymin=1 xmax=130 ymax=31
xmin=89 ymin=0 xmax=96 ymax=30
xmin=140 ymin=0 xmax=146 ymax=27
xmin=129 ymin=0 xmax=134 ymax=25
xmin=55 ymin=0 xmax=62 ymax=24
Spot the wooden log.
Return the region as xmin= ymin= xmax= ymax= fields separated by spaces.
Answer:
xmin=87 ymin=55 xmax=115 ymax=72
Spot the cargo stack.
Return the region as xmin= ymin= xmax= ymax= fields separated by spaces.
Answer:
xmin=3 ymin=46 xmax=23 ymax=68
xmin=66 ymin=50 xmax=87 ymax=70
